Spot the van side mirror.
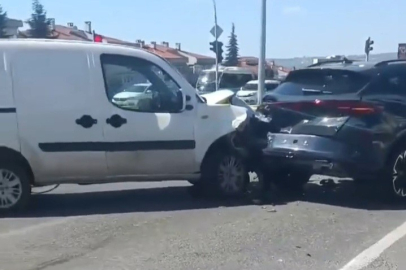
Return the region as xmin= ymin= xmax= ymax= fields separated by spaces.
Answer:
xmin=177 ymin=91 xmax=193 ymax=111
xmin=179 ymin=91 xmax=186 ymax=111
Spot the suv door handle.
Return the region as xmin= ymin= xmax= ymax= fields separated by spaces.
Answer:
xmin=76 ymin=115 xmax=97 ymax=128
xmin=106 ymin=114 xmax=127 ymax=128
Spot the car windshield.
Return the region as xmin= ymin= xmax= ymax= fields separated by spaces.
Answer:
xmin=241 ymin=82 xmax=279 ymax=91
xmin=241 ymin=83 xmax=258 ymax=90
xmin=123 ymin=84 xmax=150 ymax=93
xmin=273 ymin=69 xmax=371 ymax=96
xmin=219 ymin=73 xmax=253 ymax=89
xmin=265 ymin=83 xmax=280 ymax=91
xmin=197 ymin=71 xmax=216 ymax=85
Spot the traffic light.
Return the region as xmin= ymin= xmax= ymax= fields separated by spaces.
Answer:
xmin=216 ymin=41 xmax=223 ymax=63
xmin=209 ymin=41 xmax=216 ymax=53
xmin=365 ymin=37 xmax=374 ymax=55
xmin=209 ymin=40 xmax=223 ymax=63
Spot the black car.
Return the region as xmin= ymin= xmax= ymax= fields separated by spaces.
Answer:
xmin=258 ymin=59 xmax=406 ymax=199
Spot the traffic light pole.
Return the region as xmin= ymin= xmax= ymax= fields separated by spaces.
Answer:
xmin=257 ymin=0 xmax=267 ymax=105
xmin=364 ymin=37 xmax=373 ymax=62
xmin=212 ymin=0 xmax=219 ymax=91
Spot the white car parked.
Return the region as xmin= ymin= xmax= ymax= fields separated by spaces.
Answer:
xmin=112 ymin=83 xmax=153 ymax=108
xmin=0 ymin=39 xmax=251 ymax=212
xmin=236 ymin=79 xmax=280 ymax=105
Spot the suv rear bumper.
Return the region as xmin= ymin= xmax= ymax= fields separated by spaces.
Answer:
xmin=260 ymin=133 xmax=385 ymax=179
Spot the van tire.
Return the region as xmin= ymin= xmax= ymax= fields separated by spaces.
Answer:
xmin=201 ymin=149 xmax=249 ymax=198
xmin=0 ymin=163 xmax=31 ymax=213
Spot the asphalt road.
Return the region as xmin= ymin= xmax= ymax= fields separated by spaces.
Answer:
xmin=1 ymin=176 xmax=406 ymax=270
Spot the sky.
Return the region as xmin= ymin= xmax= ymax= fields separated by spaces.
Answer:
xmin=1 ymin=0 xmax=403 ymax=58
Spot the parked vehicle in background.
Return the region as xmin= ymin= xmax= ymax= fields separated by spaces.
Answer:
xmin=258 ymin=59 xmax=406 ymax=200
xmin=0 ymin=39 xmax=255 ymax=212
xmin=112 ymin=83 xmax=153 ymax=108
xmin=236 ymin=79 xmax=280 ymax=105
xmin=196 ymin=66 xmax=255 ymax=94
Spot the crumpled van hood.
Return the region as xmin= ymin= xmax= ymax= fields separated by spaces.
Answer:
xmin=200 ymin=89 xmax=235 ymax=105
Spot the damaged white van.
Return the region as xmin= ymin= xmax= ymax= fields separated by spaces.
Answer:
xmin=0 ymin=39 xmax=251 ymax=212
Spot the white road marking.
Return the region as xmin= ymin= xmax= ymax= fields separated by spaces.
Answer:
xmin=0 ymin=217 xmax=77 ymax=239
xmin=339 ymin=220 xmax=406 ymax=270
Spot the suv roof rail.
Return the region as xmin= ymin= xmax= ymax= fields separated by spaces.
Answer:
xmin=374 ymin=59 xmax=406 ymax=67
xmin=307 ymin=57 xmax=354 ymax=68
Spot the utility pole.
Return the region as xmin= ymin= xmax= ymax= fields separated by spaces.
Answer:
xmin=257 ymin=0 xmax=267 ymax=105
xmin=213 ymin=0 xmax=219 ymax=91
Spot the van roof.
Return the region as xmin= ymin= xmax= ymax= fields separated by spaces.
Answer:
xmin=0 ymin=38 xmax=157 ymax=59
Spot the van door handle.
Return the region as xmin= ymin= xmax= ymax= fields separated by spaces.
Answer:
xmin=106 ymin=114 xmax=127 ymax=128
xmin=75 ymin=115 xmax=97 ymax=128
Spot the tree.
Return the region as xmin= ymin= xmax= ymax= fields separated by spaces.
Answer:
xmin=27 ymin=0 xmax=50 ymax=38
xmin=223 ymin=23 xmax=239 ymax=66
xmin=0 ymin=5 xmax=8 ymax=38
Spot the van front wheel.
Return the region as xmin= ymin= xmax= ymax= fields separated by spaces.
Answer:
xmin=0 ymin=164 xmax=31 ymax=213
xmin=202 ymin=150 xmax=249 ymax=197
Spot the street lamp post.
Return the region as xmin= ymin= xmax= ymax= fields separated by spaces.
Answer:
xmin=212 ymin=0 xmax=219 ymax=91
xmin=257 ymin=0 xmax=267 ymax=105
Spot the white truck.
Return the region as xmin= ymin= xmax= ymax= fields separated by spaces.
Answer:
xmin=0 ymin=39 xmax=254 ymax=212
xmin=196 ymin=66 xmax=256 ymax=94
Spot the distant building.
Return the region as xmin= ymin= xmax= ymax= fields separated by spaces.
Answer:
xmin=3 ymin=18 xmax=23 ymax=38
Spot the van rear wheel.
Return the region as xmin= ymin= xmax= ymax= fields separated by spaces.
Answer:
xmin=0 ymin=164 xmax=31 ymax=213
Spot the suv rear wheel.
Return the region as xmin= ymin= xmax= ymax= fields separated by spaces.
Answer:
xmin=381 ymin=146 xmax=406 ymax=201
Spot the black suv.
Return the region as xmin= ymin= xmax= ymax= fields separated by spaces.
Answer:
xmin=258 ymin=59 xmax=406 ymax=199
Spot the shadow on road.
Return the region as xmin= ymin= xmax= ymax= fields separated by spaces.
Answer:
xmin=2 ymin=179 xmax=406 ymax=218
xmin=270 ymin=179 xmax=406 ymax=211
xmin=4 ymin=185 xmax=252 ymax=218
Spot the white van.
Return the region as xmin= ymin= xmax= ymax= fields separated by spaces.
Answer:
xmin=196 ymin=66 xmax=255 ymax=94
xmin=0 ymin=40 xmax=251 ymax=212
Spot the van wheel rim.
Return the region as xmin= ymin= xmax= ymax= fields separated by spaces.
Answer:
xmin=0 ymin=169 xmax=22 ymax=209
xmin=392 ymin=152 xmax=406 ymax=197
xmin=218 ymin=156 xmax=245 ymax=194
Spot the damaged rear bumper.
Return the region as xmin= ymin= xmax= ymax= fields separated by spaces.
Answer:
xmin=259 ymin=133 xmax=384 ymax=179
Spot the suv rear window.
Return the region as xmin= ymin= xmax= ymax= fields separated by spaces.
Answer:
xmin=273 ymin=69 xmax=371 ymax=96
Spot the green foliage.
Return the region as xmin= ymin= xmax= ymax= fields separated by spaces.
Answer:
xmin=0 ymin=5 xmax=8 ymax=38
xmin=223 ymin=23 xmax=239 ymax=66
xmin=27 ymin=0 xmax=50 ymax=38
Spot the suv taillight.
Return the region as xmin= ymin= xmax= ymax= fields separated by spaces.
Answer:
xmin=272 ymin=100 xmax=383 ymax=116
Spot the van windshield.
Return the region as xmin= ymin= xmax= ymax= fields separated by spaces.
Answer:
xmin=219 ymin=73 xmax=253 ymax=89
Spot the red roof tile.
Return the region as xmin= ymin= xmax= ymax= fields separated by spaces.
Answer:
xmin=19 ymin=25 xmax=201 ymax=63
xmin=143 ymin=44 xmax=187 ymax=60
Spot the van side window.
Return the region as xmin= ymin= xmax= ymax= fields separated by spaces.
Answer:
xmin=101 ymin=54 xmax=183 ymax=113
